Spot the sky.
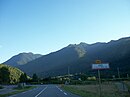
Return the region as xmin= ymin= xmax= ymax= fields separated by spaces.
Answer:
xmin=0 ymin=0 xmax=130 ymax=63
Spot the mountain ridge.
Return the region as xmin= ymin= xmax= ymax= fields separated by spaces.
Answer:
xmin=3 ymin=36 xmax=130 ymax=78
xmin=4 ymin=52 xmax=42 ymax=66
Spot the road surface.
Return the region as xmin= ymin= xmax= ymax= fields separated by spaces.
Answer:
xmin=9 ymin=85 xmax=81 ymax=97
xmin=0 ymin=85 xmax=16 ymax=94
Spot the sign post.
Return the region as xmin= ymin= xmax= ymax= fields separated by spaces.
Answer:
xmin=98 ymin=69 xmax=101 ymax=97
xmin=92 ymin=60 xmax=109 ymax=97
xmin=117 ymin=67 xmax=120 ymax=79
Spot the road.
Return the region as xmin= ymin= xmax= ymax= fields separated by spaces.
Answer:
xmin=9 ymin=85 xmax=81 ymax=97
xmin=0 ymin=85 xmax=16 ymax=94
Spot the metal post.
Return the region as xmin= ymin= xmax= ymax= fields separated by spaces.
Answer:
xmin=122 ymin=81 xmax=125 ymax=91
xmin=117 ymin=67 xmax=120 ymax=79
xmin=127 ymin=74 xmax=129 ymax=79
xmin=98 ymin=69 xmax=101 ymax=97
xmin=68 ymin=66 xmax=70 ymax=76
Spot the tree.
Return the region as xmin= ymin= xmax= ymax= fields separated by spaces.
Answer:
xmin=19 ymin=73 xmax=27 ymax=83
xmin=32 ymin=73 xmax=38 ymax=82
xmin=0 ymin=67 xmax=10 ymax=84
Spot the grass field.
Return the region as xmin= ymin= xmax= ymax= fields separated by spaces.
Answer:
xmin=125 ymin=81 xmax=130 ymax=90
xmin=0 ymin=86 xmax=36 ymax=97
xmin=62 ymin=82 xmax=130 ymax=97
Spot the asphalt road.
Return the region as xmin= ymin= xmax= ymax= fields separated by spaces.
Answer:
xmin=9 ymin=85 xmax=81 ymax=97
xmin=0 ymin=85 xmax=16 ymax=94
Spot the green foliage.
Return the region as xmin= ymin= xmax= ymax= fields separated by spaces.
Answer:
xmin=19 ymin=73 xmax=27 ymax=83
xmin=0 ymin=67 xmax=10 ymax=84
xmin=0 ymin=64 xmax=24 ymax=84
xmin=0 ymin=85 xmax=3 ymax=89
xmin=32 ymin=73 xmax=38 ymax=82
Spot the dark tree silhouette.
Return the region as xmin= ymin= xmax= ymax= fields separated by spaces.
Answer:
xmin=32 ymin=73 xmax=38 ymax=82
xmin=0 ymin=67 xmax=10 ymax=84
xmin=19 ymin=73 xmax=27 ymax=83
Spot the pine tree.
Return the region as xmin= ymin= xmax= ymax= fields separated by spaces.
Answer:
xmin=32 ymin=73 xmax=38 ymax=82
xmin=0 ymin=67 xmax=10 ymax=84
xmin=19 ymin=73 xmax=27 ymax=83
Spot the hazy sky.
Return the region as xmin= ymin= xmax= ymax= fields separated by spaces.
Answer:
xmin=0 ymin=0 xmax=130 ymax=63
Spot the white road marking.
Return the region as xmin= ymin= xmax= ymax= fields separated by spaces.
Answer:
xmin=64 ymin=92 xmax=67 ymax=95
xmin=56 ymin=86 xmax=67 ymax=95
xmin=56 ymin=86 xmax=61 ymax=91
xmin=35 ymin=86 xmax=47 ymax=97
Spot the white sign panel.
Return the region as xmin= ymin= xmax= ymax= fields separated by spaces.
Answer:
xmin=92 ymin=63 xmax=110 ymax=70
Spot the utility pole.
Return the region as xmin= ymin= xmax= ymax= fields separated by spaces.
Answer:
xmin=67 ymin=66 xmax=70 ymax=84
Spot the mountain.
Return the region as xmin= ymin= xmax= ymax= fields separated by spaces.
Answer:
xmin=4 ymin=52 xmax=42 ymax=66
xmin=14 ymin=37 xmax=130 ymax=78
xmin=18 ymin=44 xmax=86 ymax=77
xmin=0 ymin=64 xmax=24 ymax=84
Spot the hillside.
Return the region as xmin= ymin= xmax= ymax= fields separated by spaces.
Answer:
xmin=12 ymin=37 xmax=130 ymax=78
xmin=18 ymin=45 xmax=85 ymax=77
xmin=0 ymin=64 xmax=24 ymax=84
xmin=4 ymin=52 xmax=42 ymax=66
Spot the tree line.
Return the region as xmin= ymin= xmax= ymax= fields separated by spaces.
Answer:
xmin=0 ymin=66 xmax=39 ymax=84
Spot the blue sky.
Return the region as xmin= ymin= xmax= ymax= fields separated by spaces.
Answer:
xmin=0 ymin=0 xmax=130 ymax=63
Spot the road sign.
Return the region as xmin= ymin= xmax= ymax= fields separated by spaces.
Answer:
xmin=92 ymin=61 xmax=109 ymax=97
xmin=95 ymin=60 xmax=101 ymax=64
xmin=92 ymin=63 xmax=109 ymax=70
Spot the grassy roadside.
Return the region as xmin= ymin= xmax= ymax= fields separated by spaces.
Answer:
xmin=61 ymin=83 xmax=127 ymax=97
xmin=0 ymin=86 xmax=36 ymax=97
xmin=62 ymin=85 xmax=98 ymax=97
xmin=124 ymin=81 xmax=130 ymax=90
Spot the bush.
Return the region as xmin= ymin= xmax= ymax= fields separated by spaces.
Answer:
xmin=69 ymin=80 xmax=98 ymax=85
xmin=0 ymin=85 xmax=3 ymax=89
